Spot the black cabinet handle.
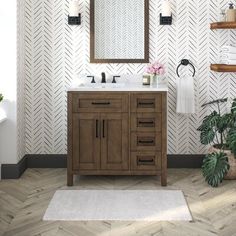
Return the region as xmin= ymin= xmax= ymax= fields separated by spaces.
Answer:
xmin=96 ymin=120 xmax=99 ymax=138
xmin=92 ymin=102 xmax=110 ymax=105
xmin=102 ymin=120 xmax=105 ymax=138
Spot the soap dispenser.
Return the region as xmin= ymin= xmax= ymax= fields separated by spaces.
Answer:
xmin=226 ymin=2 xmax=236 ymax=22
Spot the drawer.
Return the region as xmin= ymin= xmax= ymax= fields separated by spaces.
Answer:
xmin=131 ymin=113 xmax=161 ymax=132
xmin=131 ymin=152 xmax=161 ymax=171
xmin=131 ymin=93 xmax=162 ymax=113
xmin=72 ymin=93 xmax=129 ymax=113
xmin=131 ymin=132 xmax=162 ymax=151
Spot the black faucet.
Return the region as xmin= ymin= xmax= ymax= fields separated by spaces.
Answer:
xmin=87 ymin=75 xmax=95 ymax=83
xmin=101 ymin=72 xmax=106 ymax=83
xmin=112 ymin=76 xmax=120 ymax=83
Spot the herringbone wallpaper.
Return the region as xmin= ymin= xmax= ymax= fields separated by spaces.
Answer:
xmin=23 ymin=0 xmax=236 ymax=156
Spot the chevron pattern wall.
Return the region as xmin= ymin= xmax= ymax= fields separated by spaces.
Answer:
xmin=22 ymin=0 xmax=236 ymax=155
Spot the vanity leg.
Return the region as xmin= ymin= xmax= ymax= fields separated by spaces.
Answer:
xmin=67 ymin=173 xmax=73 ymax=186
xmin=161 ymin=172 xmax=167 ymax=187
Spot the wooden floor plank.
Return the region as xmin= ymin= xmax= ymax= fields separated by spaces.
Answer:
xmin=0 ymin=169 xmax=235 ymax=236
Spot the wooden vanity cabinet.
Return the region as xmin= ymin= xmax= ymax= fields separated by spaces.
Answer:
xmin=67 ymin=92 xmax=167 ymax=186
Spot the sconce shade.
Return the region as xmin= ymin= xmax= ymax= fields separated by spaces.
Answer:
xmin=69 ymin=1 xmax=80 ymax=16
xmin=160 ymin=0 xmax=172 ymax=25
xmin=68 ymin=1 xmax=81 ymax=25
xmin=161 ymin=0 xmax=171 ymax=17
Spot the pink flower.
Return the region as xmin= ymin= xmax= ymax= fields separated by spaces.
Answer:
xmin=145 ymin=61 xmax=165 ymax=76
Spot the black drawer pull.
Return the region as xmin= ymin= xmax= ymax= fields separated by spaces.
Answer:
xmin=137 ymin=158 xmax=155 ymax=165
xmin=92 ymin=102 xmax=110 ymax=105
xmin=138 ymin=140 xmax=154 ymax=144
xmin=138 ymin=102 xmax=154 ymax=106
xmin=138 ymin=121 xmax=154 ymax=125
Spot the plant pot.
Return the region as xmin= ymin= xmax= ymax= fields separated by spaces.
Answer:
xmin=209 ymin=146 xmax=236 ymax=180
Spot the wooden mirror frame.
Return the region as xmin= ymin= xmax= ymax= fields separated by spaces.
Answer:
xmin=90 ymin=0 xmax=149 ymax=64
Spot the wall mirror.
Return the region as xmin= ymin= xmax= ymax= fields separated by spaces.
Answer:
xmin=90 ymin=0 xmax=149 ymax=63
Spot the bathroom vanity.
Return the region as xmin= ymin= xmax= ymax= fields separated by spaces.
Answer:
xmin=67 ymin=84 xmax=167 ymax=186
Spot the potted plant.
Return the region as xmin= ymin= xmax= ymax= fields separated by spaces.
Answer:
xmin=0 ymin=94 xmax=3 ymax=103
xmin=197 ymin=98 xmax=236 ymax=187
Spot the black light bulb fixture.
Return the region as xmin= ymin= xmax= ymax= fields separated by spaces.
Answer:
xmin=160 ymin=0 xmax=172 ymax=25
xmin=68 ymin=0 xmax=81 ymax=25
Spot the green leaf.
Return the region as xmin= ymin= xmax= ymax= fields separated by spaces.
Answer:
xmin=202 ymin=152 xmax=229 ymax=187
xmin=197 ymin=111 xmax=221 ymax=145
xmin=200 ymin=128 xmax=215 ymax=145
xmin=0 ymin=94 xmax=3 ymax=103
xmin=217 ymin=113 xmax=232 ymax=134
xmin=227 ymin=127 xmax=236 ymax=157
xmin=231 ymin=98 xmax=236 ymax=114
xmin=197 ymin=111 xmax=219 ymax=131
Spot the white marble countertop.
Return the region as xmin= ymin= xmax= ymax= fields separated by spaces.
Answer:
xmin=68 ymin=83 xmax=168 ymax=92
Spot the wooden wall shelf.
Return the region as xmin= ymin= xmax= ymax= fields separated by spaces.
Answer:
xmin=210 ymin=22 xmax=236 ymax=29
xmin=210 ymin=64 xmax=236 ymax=72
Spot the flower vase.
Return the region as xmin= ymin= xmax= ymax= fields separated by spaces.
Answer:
xmin=152 ymin=75 xmax=159 ymax=86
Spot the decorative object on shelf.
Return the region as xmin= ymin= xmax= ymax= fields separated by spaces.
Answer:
xmin=68 ymin=0 xmax=81 ymax=25
xmin=176 ymin=59 xmax=196 ymax=77
xmin=197 ymin=98 xmax=236 ymax=187
xmin=145 ymin=61 xmax=165 ymax=86
xmin=220 ymin=45 xmax=236 ymax=65
xmin=0 ymin=94 xmax=3 ymax=103
xmin=160 ymin=0 xmax=172 ymax=25
xmin=142 ymin=75 xmax=151 ymax=85
xmin=226 ymin=2 xmax=236 ymax=22
xmin=219 ymin=9 xmax=226 ymax=22
xmin=210 ymin=21 xmax=236 ymax=72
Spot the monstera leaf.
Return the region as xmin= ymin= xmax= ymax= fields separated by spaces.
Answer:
xmin=231 ymin=98 xmax=236 ymax=115
xmin=200 ymin=128 xmax=215 ymax=145
xmin=227 ymin=127 xmax=236 ymax=157
xmin=217 ymin=113 xmax=232 ymax=134
xmin=202 ymin=152 xmax=229 ymax=187
xmin=197 ymin=111 xmax=219 ymax=132
xmin=197 ymin=111 xmax=220 ymax=145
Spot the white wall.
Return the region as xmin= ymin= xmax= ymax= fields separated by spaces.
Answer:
xmin=0 ymin=1 xmax=18 ymax=170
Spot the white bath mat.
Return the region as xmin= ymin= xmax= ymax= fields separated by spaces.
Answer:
xmin=43 ymin=190 xmax=192 ymax=221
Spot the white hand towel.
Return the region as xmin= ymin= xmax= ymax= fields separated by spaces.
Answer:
xmin=222 ymin=46 xmax=236 ymax=54
xmin=176 ymin=76 xmax=195 ymax=114
xmin=221 ymin=53 xmax=236 ymax=60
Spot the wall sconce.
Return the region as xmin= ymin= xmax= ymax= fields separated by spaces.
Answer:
xmin=68 ymin=0 xmax=81 ymax=25
xmin=160 ymin=0 xmax=172 ymax=25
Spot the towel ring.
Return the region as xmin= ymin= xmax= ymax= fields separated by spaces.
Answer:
xmin=176 ymin=59 xmax=196 ymax=77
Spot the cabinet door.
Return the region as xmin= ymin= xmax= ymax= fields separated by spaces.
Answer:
xmin=101 ymin=113 xmax=129 ymax=170
xmin=72 ymin=113 xmax=100 ymax=170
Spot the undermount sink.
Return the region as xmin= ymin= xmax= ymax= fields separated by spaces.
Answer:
xmin=80 ymin=83 xmax=126 ymax=89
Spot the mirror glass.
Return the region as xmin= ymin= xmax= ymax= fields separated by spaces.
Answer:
xmin=90 ymin=0 xmax=149 ymax=63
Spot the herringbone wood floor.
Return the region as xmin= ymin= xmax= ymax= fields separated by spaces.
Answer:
xmin=0 ymin=169 xmax=236 ymax=236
